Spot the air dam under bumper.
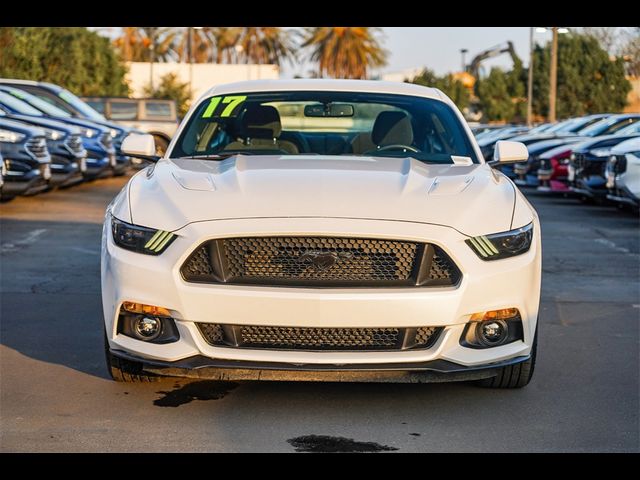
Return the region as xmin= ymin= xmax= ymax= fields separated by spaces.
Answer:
xmin=102 ymin=217 xmax=541 ymax=371
xmin=110 ymin=348 xmax=531 ymax=383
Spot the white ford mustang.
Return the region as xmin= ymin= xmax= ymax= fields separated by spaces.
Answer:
xmin=102 ymin=79 xmax=540 ymax=388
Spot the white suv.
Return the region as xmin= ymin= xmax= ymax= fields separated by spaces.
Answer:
xmin=102 ymin=80 xmax=540 ymax=388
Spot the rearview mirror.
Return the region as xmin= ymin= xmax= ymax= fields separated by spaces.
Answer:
xmin=121 ymin=133 xmax=160 ymax=162
xmin=304 ymin=103 xmax=354 ymax=117
xmin=491 ymin=140 xmax=529 ymax=165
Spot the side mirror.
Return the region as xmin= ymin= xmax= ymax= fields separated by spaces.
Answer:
xmin=121 ymin=133 xmax=160 ymax=162
xmin=489 ymin=140 xmax=529 ymax=166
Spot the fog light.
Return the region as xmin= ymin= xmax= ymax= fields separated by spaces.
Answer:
xmin=477 ymin=320 xmax=508 ymax=346
xmin=134 ymin=316 xmax=161 ymax=340
xmin=461 ymin=308 xmax=523 ymax=349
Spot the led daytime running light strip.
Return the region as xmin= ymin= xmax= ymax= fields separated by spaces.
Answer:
xmin=468 ymin=235 xmax=499 ymax=257
xmin=144 ymin=230 xmax=175 ymax=252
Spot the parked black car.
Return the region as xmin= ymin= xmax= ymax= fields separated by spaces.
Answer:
xmin=0 ymin=88 xmax=116 ymax=180
xmin=568 ymin=134 xmax=640 ymax=201
xmin=0 ymin=79 xmax=133 ymax=174
xmin=0 ymin=117 xmax=51 ymax=199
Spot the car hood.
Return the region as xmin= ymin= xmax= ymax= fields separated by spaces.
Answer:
xmin=125 ymin=155 xmax=520 ymax=237
xmin=0 ymin=117 xmax=46 ymax=136
xmin=7 ymin=114 xmax=81 ymax=134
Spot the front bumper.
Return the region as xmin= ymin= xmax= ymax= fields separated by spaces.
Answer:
xmin=102 ymin=217 xmax=541 ymax=373
xmin=110 ymin=347 xmax=531 ymax=383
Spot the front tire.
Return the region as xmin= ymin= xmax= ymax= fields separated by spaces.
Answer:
xmin=104 ymin=331 xmax=159 ymax=382
xmin=476 ymin=328 xmax=537 ymax=389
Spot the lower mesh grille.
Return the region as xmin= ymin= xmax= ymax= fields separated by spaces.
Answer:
xmin=196 ymin=323 xmax=442 ymax=351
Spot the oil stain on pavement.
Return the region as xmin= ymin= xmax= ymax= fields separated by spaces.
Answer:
xmin=154 ymin=381 xmax=239 ymax=407
xmin=287 ymin=435 xmax=398 ymax=453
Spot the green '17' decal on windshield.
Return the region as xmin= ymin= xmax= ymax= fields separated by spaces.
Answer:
xmin=201 ymin=95 xmax=247 ymax=118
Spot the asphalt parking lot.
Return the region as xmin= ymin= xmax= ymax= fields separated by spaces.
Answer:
xmin=0 ymin=176 xmax=638 ymax=452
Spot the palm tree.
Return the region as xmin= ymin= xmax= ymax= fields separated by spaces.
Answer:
xmin=114 ymin=27 xmax=179 ymax=62
xmin=301 ymin=27 xmax=387 ymax=79
xmin=210 ymin=27 xmax=242 ymax=63
xmin=113 ymin=27 xmax=150 ymax=61
xmin=235 ymin=27 xmax=297 ymax=66
xmin=144 ymin=28 xmax=180 ymax=63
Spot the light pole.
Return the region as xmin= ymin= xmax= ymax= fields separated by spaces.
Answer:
xmin=460 ymin=49 xmax=468 ymax=72
xmin=149 ymin=27 xmax=156 ymax=92
xmin=526 ymin=28 xmax=534 ymax=126
xmin=549 ymin=27 xmax=559 ymax=123
xmin=529 ymin=27 xmax=569 ymax=124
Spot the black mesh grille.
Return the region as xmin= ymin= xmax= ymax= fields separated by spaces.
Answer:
xmin=573 ymin=153 xmax=586 ymax=169
xmin=25 ymin=136 xmax=48 ymax=158
xmin=197 ymin=323 xmax=442 ymax=351
xmin=224 ymin=237 xmax=416 ymax=282
xmin=429 ymin=247 xmax=458 ymax=283
xmin=65 ymin=134 xmax=84 ymax=156
xmin=415 ymin=326 xmax=439 ymax=346
xmin=197 ymin=323 xmax=224 ymax=344
xmin=612 ymin=154 xmax=627 ymax=174
xmin=182 ymin=246 xmax=213 ymax=277
xmin=99 ymin=132 xmax=113 ymax=150
xmin=181 ymin=237 xmax=461 ymax=288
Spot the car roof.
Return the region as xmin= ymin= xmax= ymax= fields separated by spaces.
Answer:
xmin=201 ymin=79 xmax=444 ymax=102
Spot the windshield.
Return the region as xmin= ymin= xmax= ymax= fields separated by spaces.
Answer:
xmin=545 ymin=119 xmax=577 ymax=134
xmin=1 ymin=87 xmax=72 ymax=118
xmin=172 ymin=91 xmax=479 ymax=164
xmin=578 ymin=116 xmax=640 ymax=136
xmin=614 ymin=122 xmax=640 ymax=135
xmin=0 ymin=91 xmax=43 ymax=116
xmin=56 ymin=88 xmax=106 ymax=122
xmin=527 ymin=123 xmax=552 ymax=134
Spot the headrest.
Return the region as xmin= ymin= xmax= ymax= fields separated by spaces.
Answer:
xmin=372 ymin=111 xmax=414 ymax=146
xmin=242 ymin=104 xmax=282 ymax=139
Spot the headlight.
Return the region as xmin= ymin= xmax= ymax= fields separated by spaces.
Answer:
xmin=466 ymin=223 xmax=533 ymax=261
xmin=43 ymin=128 xmax=66 ymax=141
xmin=590 ymin=148 xmax=611 ymax=158
xmin=111 ymin=216 xmax=176 ymax=255
xmin=109 ymin=128 xmax=119 ymax=138
xmin=0 ymin=129 xmax=25 ymax=143
xmin=79 ymin=127 xmax=98 ymax=138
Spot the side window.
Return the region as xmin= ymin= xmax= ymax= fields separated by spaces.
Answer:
xmin=86 ymin=101 xmax=105 ymax=115
xmin=144 ymin=101 xmax=173 ymax=120
xmin=109 ymin=101 xmax=138 ymax=121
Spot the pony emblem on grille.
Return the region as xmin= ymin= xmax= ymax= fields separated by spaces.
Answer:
xmin=297 ymin=250 xmax=353 ymax=271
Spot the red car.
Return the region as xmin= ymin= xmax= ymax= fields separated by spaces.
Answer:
xmin=537 ymin=142 xmax=583 ymax=193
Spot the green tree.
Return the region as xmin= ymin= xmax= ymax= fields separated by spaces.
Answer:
xmin=302 ymin=27 xmax=387 ymax=79
xmin=475 ymin=68 xmax=517 ymax=121
xmin=409 ymin=68 xmax=470 ymax=111
xmin=532 ymin=33 xmax=631 ymax=118
xmin=620 ymin=27 xmax=640 ymax=77
xmin=236 ymin=27 xmax=297 ymax=66
xmin=143 ymin=72 xmax=190 ymax=117
xmin=0 ymin=27 xmax=129 ymax=96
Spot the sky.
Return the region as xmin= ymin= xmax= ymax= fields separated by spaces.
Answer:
xmin=283 ymin=27 xmax=535 ymax=78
